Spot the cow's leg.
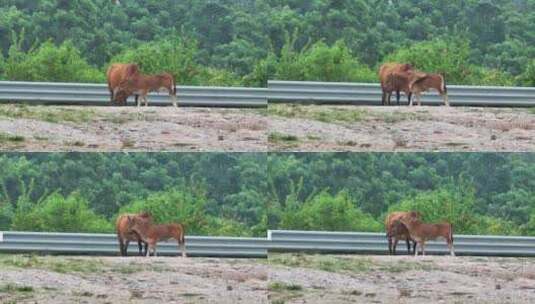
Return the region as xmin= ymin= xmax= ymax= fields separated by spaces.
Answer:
xmin=421 ymin=241 xmax=426 ymax=256
xmin=387 ymin=235 xmax=392 ymax=255
xmin=170 ymin=90 xmax=178 ymax=108
xmin=406 ymin=238 xmax=411 ymax=254
xmin=448 ymin=239 xmax=455 ymax=256
xmin=181 ymin=241 xmax=187 ymax=258
xmin=137 ymin=240 xmax=143 ymax=256
xmin=407 ymin=92 xmax=412 ymax=106
xmin=396 ymin=90 xmax=401 ymax=106
xmin=124 ymin=240 xmax=130 ymax=256
xmin=118 ymin=236 xmax=125 ymax=256
xmin=393 ymin=238 xmax=399 ymax=255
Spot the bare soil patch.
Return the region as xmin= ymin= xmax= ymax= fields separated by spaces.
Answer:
xmin=0 ymin=105 xmax=267 ymax=152
xmin=0 ymin=255 xmax=268 ymax=304
xmin=268 ymin=104 xmax=535 ymax=152
xmin=269 ymin=254 xmax=535 ymax=304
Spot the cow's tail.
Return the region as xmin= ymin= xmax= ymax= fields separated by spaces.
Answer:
xmin=449 ymin=223 xmax=454 ymax=244
xmin=172 ymin=75 xmax=177 ymax=96
xmin=179 ymin=224 xmax=186 ymax=257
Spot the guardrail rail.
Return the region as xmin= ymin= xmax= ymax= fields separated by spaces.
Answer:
xmin=2 ymin=230 xmax=535 ymax=257
xmin=1 ymin=80 xmax=534 ymax=107
xmin=268 ymin=80 xmax=535 ymax=106
xmin=0 ymin=81 xmax=268 ymax=108
xmin=0 ymin=231 xmax=268 ymax=258
xmin=267 ymin=230 xmax=535 ymax=257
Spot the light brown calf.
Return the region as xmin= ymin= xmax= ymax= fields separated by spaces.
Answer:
xmin=400 ymin=212 xmax=455 ymax=256
xmin=409 ymin=73 xmax=449 ymax=106
xmin=129 ymin=217 xmax=186 ymax=257
xmin=114 ymin=72 xmax=177 ymax=107
xmin=115 ymin=212 xmax=152 ymax=256
xmin=385 ymin=211 xmax=420 ymax=255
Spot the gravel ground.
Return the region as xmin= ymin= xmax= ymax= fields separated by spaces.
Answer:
xmin=268 ymin=105 xmax=535 ymax=152
xmin=268 ymin=254 xmax=535 ymax=304
xmin=1 ymin=254 xmax=534 ymax=304
xmin=0 ymin=255 xmax=268 ymax=304
xmin=0 ymin=105 xmax=267 ymax=152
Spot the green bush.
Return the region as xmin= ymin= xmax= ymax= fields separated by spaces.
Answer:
xmin=384 ymin=38 xmax=514 ymax=85
xmin=11 ymin=192 xmax=112 ymax=233
xmin=110 ymin=38 xmax=201 ymax=85
xmin=280 ymin=191 xmax=382 ymax=232
xmin=118 ymin=187 xmax=250 ymax=236
xmin=275 ymin=40 xmax=376 ymax=83
xmin=387 ymin=188 xmax=478 ymax=234
xmin=3 ymin=41 xmax=105 ymax=82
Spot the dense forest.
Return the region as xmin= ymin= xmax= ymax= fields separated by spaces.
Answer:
xmin=1 ymin=153 xmax=535 ymax=236
xmin=0 ymin=0 xmax=534 ymax=86
xmin=0 ymin=153 xmax=268 ymax=236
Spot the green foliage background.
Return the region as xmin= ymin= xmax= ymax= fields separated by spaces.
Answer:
xmin=1 ymin=153 xmax=535 ymax=236
xmin=1 ymin=0 xmax=534 ymax=86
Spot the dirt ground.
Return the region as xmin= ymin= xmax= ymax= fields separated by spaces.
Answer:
xmin=268 ymin=104 xmax=535 ymax=152
xmin=0 ymin=105 xmax=267 ymax=152
xmin=1 ymin=254 xmax=534 ymax=304
xmin=0 ymin=255 xmax=268 ymax=304
xmin=268 ymin=254 xmax=535 ymax=304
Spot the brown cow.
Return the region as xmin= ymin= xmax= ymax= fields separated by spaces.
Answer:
xmin=409 ymin=73 xmax=449 ymax=106
xmin=129 ymin=216 xmax=186 ymax=257
xmin=114 ymin=72 xmax=177 ymax=107
xmin=106 ymin=63 xmax=140 ymax=106
xmin=399 ymin=211 xmax=455 ymax=256
xmin=115 ymin=212 xmax=152 ymax=256
xmin=385 ymin=211 xmax=420 ymax=255
xmin=379 ymin=63 xmax=416 ymax=106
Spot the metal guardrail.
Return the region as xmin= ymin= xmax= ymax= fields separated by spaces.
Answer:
xmin=267 ymin=230 xmax=535 ymax=257
xmin=268 ymin=80 xmax=535 ymax=106
xmin=2 ymin=230 xmax=535 ymax=258
xmin=1 ymin=80 xmax=534 ymax=107
xmin=0 ymin=231 xmax=268 ymax=258
xmin=0 ymin=81 xmax=268 ymax=108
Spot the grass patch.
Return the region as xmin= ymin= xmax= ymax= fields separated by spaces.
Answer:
xmin=270 ymin=254 xmax=438 ymax=274
xmin=111 ymin=263 xmax=167 ymax=274
xmin=0 ymin=132 xmax=25 ymax=143
xmin=0 ymin=104 xmax=96 ymax=124
xmin=0 ymin=284 xmax=34 ymax=293
xmin=269 ymin=282 xmax=303 ymax=292
xmin=306 ymin=134 xmax=321 ymax=140
xmin=65 ymin=140 xmax=85 ymax=147
xmin=121 ymin=139 xmax=136 ymax=149
xmin=372 ymin=111 xmax=429 ymax=123
xmin=270 ymin=254 xmax=375 ymax=273
xmin=269 ymin=281 xmax=304 ymax=304
xmin=269 ymin=104 xmax=367 ymax=124
xmin=269 ymin=132 xmax=299 ymax=148
xmin=0 ymin=254 xmax=104 ymax=274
